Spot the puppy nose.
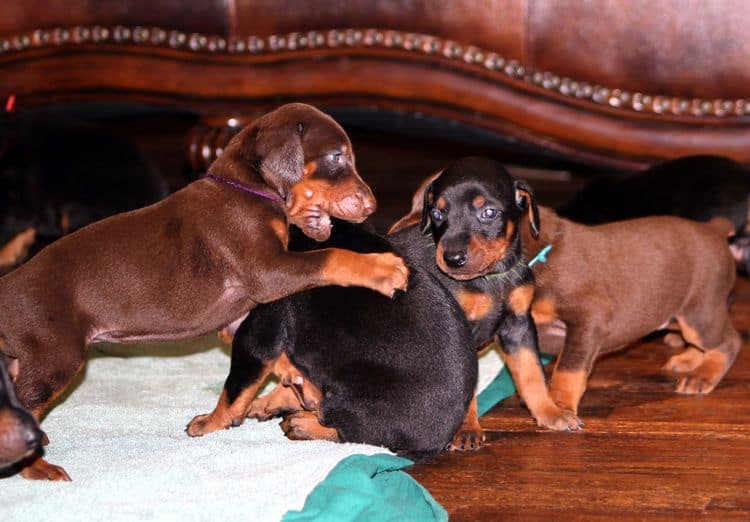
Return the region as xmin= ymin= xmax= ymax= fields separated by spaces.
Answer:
xmin=23 ymin=426 xmax=41 ymax=450
xmin=359 ymin=190 xmax=377 ymax=215
xmin=444 ymin=251 xmax=468 ymax=268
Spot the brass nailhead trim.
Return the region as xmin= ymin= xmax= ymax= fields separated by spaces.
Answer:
xmin=1 ymin=25 xmax=748 ymax=118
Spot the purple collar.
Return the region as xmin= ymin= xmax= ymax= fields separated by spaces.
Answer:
xmin=204 ymin=173 xmax=284 ymax=204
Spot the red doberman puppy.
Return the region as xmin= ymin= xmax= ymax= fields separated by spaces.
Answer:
xmin=0 ymin=103 xmax=408 ymax=480
xmin=0 ymin=356 xmax=41 ymax=471
xmin=521 ymin=205 xmax=741 ymax=417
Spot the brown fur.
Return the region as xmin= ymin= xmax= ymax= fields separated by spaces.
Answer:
xmin=524 ymin=206 xmax=741 ymax=415
xmin=0 ymin=103 xmax=409 ymax=480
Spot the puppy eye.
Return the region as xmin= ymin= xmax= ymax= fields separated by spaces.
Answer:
xmin=430 ymin=208 xmax=443 ymax=222
xmin=329 ymin=152 xmax=342 ymax=164
xmin=481 ymin=208 xmax=499 ymax=220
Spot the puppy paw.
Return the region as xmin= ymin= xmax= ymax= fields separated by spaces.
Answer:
xmin=279 ymin=411 xmax=339 ymax=442
xmin=670 ymin=348 xmax=729 ymax=395
xmin=447 ymin=427 xmax=485 ymax=452
xmin=662 ymin=347 xmax=705 ymax=374
xmin=536 ymin=406 xmax=584 ymax=432
xmin=365 ymin=252 xmax=410 ymax=297
xmin=185 ymin=412 xmax=236 ymax=437
xmin=19 ymin=456 xmax=71 ymax=481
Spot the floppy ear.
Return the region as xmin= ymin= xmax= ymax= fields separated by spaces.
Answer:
xmin=254 ymin=122 xmax=305 ymax=187
xmin=515 ymin=180 xmax=540 ymax=238
xmin=387 ymin=171 xmax=442 ymax=235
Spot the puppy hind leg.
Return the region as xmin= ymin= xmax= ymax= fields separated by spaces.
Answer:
xmin=14 ymin=340 xmax=85 ymax=481
xmin=673 ymin=316 xmax=741 ymax=394
xmin=186 ymin=351 xmax=272 ymax=437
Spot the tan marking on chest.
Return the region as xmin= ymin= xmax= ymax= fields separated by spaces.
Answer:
xmin=456 ymin=289 xmax=495 ymax=322
xmin=508 ymin=284 xmax=534 ymax=315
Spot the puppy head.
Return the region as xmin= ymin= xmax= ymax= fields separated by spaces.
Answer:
xmin=0 ymin=355 xmax=42 ymax=469
xmin=420 ymin=157 xmax=539 ymax=280
xmin=230 ymin=103 xmax=375 ymax=241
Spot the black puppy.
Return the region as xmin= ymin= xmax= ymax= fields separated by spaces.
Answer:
xmin=0 ymin=109 xmax=169 ymax=273
xmin=557 ymin=155 xmax=750 ymax=271
xmin=187 ymin=220 xmax=477 ymax=462
xmin=0 ymin=356 xmax=42 ymax=471
xmin=389 ymin=157 xmax=583 ymax=445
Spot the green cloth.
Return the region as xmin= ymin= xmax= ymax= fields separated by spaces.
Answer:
xmin=284 ymin=353 xmax=553 ymax=522
xmin=282 ymin=454 xmax=447 ymax=522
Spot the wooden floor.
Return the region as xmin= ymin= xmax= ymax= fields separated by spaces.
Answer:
xmin=409 ymin=278 xmax=750 ymax=521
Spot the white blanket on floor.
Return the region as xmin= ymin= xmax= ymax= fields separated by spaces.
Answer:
xmin=1 ymin=338 xmax=503 ymax=521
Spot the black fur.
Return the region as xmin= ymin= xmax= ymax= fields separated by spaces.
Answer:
xmin=229 ymin=220 xmax=477 ymax=462
xmin=0 ymin=113 xmax=169 ymax=266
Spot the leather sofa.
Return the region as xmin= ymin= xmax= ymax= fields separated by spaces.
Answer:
xmin=2 ymin=0 xmax=749 ymax=170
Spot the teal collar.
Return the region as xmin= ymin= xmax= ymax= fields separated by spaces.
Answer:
xmin=483 ymin=243 xmax=552 ymax=283
xmin=528 ymin=244 xmax=553 ymax=267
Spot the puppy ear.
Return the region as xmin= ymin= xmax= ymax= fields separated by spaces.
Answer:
xmin=515 ymin=180 xmax=540 ymax=238
xmin=254 ymin=122 xmax=305 ymax=187
xmin=388 ymin=171 xmax=442 ymax=235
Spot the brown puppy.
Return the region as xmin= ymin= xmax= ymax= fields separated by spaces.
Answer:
xmin=0 ymin=103 xmax=408 ymax=480
xmin=522 ymin=207 xmax=741 ymax=416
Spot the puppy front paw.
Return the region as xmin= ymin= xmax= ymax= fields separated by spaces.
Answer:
xmin=19 ymin=456 xmax=71 ymax=481
xmin=536 ymin=405 xmax=584 ymax=432
xmin=447 ymin=426 xmax=485 ymax=452
xmin=279 ymin=411 xmax=339 ymax=442
xmin=365 ymin=252 xmax=410 ymax=297
xmin=186 ymin=412 xmax=236 ymax=437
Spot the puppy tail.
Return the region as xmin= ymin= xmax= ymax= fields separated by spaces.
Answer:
xmin=706 ymin=217 xmax=736 ymax=238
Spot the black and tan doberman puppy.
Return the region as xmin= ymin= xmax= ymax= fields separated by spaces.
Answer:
xmin=0 ymin=103 xmax=408 ymax=480
xmin=395 ymin=157 xmax=741 ymax=428
xmin=187 ymin=220 xmax=477 ymax=462
xmin=389 ymin=157 xmax=583 ymax=448
xmin=557 ymin=155 xmax=750 ymax=272
xmin=521 ymin=206 xmax=741 ymax=418
xmin=0 ymin=356 xmax=41 ymax=471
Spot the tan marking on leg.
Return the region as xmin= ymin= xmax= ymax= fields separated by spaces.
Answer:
xmin=676 ymin=316 xmax=704 ymax=348
xmin=549 ymin=368 xmax=588 ymax=414
xmin=531 ymin=297 xmax=558 ymax=325
xmin=249 ymin=385 xmax=303 ymax=421
xmin=448 ymin=394 xmax=485 ymax=451
xmin=272 ymin=353 xmax=323 ymax=411
xmin=456 ymin=289 xmax=495 ymax=322
xmin=676 ymin=349 xmax=731 ymax=395
xmin=280 ymin=411 xmax=339 ymax=441
xmin=320 ymin=249 xmax=409 ymax=297
xmin=504 ymin=350 xmax=583 ymax=430
xmin=663 ymin=346 xmax=705 ymax=374
xmin=186 ymin=364 xmax=272 ymax=437
xmin=19 ymin=456 xmax=71 ymax=481
xmin=507 ymin=284 xmax=534 ymax=315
